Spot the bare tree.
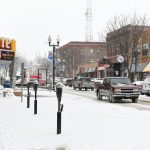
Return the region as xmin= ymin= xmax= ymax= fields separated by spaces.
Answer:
xmin=105 ymin=12 xmax=149 ymax=79
xmin=1 ymin=60 xmax=11 ymax=77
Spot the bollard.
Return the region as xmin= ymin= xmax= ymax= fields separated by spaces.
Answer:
xmin=27 ymin=83 xmax=30 ymax=108
xmin=33 ymin=80 xmax=38 ymax=115
xmin=56 ymin=81 xmax=63 ymax=134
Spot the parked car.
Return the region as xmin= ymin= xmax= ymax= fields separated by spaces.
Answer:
xmin=132 ymin=81 xmax=144 ymax=91
xmin=65 ymin=78 xmax=74 ymax=87
xmin=93 ymin=78 xmax=104 ymax=87
xmin=132 ymin=81 xmax=144 ymax=86
xmin=2 ymin=80 xmax=11 ymax=88
xmin=73 ymin=77 xmax=94 ymax=91
xmin=141 ymin=76 xmax=150 ymax=96
xmin=15 ymin=78 xmax=27 ymax=86
xmin=27 ymin=79 xmax=38 ymax=86
xmin=95 ymin=77 xmax=141 ymax=103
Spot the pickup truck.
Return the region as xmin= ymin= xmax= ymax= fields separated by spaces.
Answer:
xmin=95 ymin=77 xmax=140 ymax=103
xmin=73 ymin=77 xmax=94 ymax=91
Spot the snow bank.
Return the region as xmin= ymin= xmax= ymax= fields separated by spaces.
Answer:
xmin=0 ymin=90 xmax=150 ymax=150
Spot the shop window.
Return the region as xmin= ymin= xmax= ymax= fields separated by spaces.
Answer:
xmin=142 ymin=43 xmax=148 ymax=56
xmin=142 ymin=49 xmax=148 ymax=56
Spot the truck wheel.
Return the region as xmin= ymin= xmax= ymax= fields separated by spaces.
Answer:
xmin=73 ymin=86 xmax=76 ymax=90
xmin=79 ymin=85 xmax=82 ymax=91
xmin=97 ymin=92 xmax=102 ymax=100
xmin=132 ymin=98 xmax=138 ymax=103
xmin=109 ymin=94 xmax=115 ymax=103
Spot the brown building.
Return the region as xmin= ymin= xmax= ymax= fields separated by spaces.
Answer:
xmin=57 ymin=41 xmax=106 ymax=78
xmin=106 ymin=25 xmax=150 ymax=81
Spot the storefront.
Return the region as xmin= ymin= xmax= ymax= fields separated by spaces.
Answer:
xmin=78 ymin=63 xmax=97 ymax=78
xmin=142 ymin=62 xmax=150 ymax=79
xmin=97 ymin=64 xmax=110 ymax=78
xmin=130 ymin=63 xmax=149 ymax=81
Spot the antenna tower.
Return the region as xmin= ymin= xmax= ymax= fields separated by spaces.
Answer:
xmin=85 ymin=0 xmax=93 ymax=42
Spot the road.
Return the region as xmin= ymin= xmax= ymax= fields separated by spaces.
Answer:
xmin=63 ymin=86 xmax=150 ymax=111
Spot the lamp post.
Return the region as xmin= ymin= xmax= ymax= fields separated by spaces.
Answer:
xmin=48 ymin=35 xmax=60 ymax=91
xmin=133 ymin=48 xmax=138 ymax=81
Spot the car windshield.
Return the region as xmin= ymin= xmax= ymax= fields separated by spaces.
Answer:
xmin=110 ymin=78 xmax=131 ymax=84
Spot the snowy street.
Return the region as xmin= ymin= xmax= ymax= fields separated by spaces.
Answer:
xmin=1 ymin=88 xmax=150 ymax=150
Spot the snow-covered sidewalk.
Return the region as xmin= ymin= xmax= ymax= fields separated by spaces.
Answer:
xmin=1 ymin=89 xmax=150 ymax=150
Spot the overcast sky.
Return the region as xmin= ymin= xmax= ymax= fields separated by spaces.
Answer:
xmin=1 ymin=0 xmax=150 ymax=59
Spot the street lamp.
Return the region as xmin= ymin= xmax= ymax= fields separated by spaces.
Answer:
xmin=133 ymin=48 xmax=138 ymax=81
xmin=48 ymin=35 xmax=60 ymax=91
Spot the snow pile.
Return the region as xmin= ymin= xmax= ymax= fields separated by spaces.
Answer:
xmin=0 ymin=87 xmax=15 ymax=98
xmin=0 ymin=90 xmax=150 ymax=150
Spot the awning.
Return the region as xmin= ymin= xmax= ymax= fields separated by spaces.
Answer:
xmin=98 ymin=67 xmax=105 ymax=70
xmin=88 ymin=67 xmax=96 ymax=72
xmin=142 ymin=63 xmax=150 ymax=72
xmin=84 ymin=68 xmax=89 ymax=73
xmin=130 ymin=63 xmax=149 ymax=73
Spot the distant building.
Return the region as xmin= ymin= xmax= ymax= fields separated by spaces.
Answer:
xmin=57 ymin=41 xmax=106 ymax=78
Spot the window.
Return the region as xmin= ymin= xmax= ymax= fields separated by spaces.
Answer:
xmin=142 ymin=49 xmax=148 ymax=56
xmin=143 ymin=43 xmax=149 ymax=49
xmin=142 ymin=43 xmax=148 ymax=56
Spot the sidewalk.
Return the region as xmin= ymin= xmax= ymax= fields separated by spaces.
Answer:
xmin=1 ymin=88 xmax=150 ymax=150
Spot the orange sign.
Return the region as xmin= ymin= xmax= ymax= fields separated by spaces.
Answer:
xmin=0 ymin=37 xmax=16 ymax=60
xmin=0 ymin=37 xmax=16 ymax=51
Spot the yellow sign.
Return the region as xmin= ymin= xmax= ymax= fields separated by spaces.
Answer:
xmin=0 ymin=37 xmax=16 ymax=60
xmin=0 ymin=37 xmax=16 ymax=50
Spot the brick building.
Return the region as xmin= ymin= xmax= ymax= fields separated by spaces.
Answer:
xmin=57 ymin=41 xmax=106 ymax=78
xmin=105 ymin=25 xmax=150 ymax=81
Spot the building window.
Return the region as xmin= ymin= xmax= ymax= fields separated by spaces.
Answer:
xmin=142 ymin=43 xmax=148 ymax=56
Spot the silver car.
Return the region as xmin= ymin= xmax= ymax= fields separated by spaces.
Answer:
xmin=141 ymin=76 xmax=150 ymax=96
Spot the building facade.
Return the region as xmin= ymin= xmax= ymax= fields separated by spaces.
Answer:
xmin=57 ymin=41 xmax=106 ymax=78
xmin=105 ymin=25 xmax=150 ymax=81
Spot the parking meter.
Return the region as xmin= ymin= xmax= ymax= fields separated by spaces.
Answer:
xmin=56 ymin=81 xmax=63 ymax=103
xmin=56 ymin=81 xmax=63 ymax=134
xmin=33 ymin=80 xmax=38 ymax=114
xmin=34 ymin=80 xmax=38 ymax=92
xmin=27 ymin=82 xmax=30 ymax=108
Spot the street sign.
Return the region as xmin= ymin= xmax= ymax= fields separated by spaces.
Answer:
xmin=0 ymin=50 xmax=14 ymax=61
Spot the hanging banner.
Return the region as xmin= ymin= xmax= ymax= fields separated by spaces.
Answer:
xmin=48 ymin=51 xmax=53 ymax=61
